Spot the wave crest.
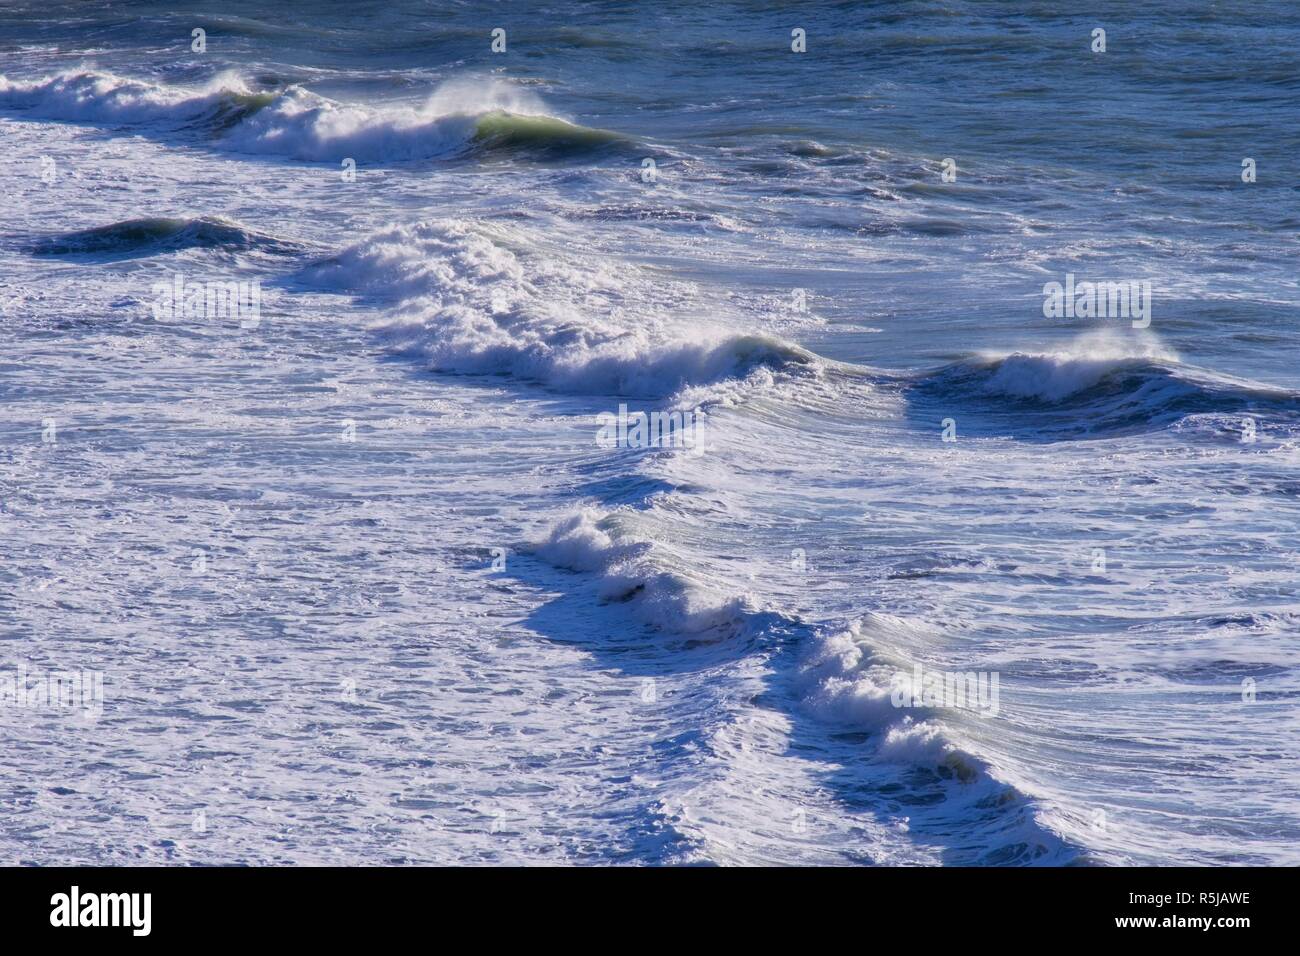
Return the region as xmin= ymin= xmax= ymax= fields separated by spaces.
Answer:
xmin=527 ymin=512 xmax=1080 ymax=863
xmin=296 ymin=218 xmax=812 ymax=397
xmin=30 ymin=216 xmax=304 ymax=258
xmin=913 ymin=334 xmax=1300 ymax=438
xmin=0 ymin=70 xmax=272 ymax=128
xmin=528 ymin=508 xmax=753 ymax=634
xmin=1 ymin=70 xmax=628 ymax=163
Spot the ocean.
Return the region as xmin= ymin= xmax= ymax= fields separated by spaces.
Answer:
xmin=1 ymin=0 xmax=1298 ymax=865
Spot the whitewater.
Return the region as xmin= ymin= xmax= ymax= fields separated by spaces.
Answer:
xmin=2 ymin=1 xmax=1298 ymax=866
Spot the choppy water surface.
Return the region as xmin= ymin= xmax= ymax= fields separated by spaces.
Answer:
xmin=1 ymin=1 xmax=1298 ymax=865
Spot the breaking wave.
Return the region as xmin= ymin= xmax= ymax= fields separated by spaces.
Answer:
xmin=0 ymin=70 xmax=631 ymax=162
xmin=29 ymin=216 xmax=305 ymax=258
xmin=527 ymin=508 xmax=1082 ymax=864
xmin=295 ymin=218 xmax=814 ymax=398
xmin=0 ymin=70 xmax=274 ymax=128
xmin=911 ymin=334 xmax=1300 ymax=438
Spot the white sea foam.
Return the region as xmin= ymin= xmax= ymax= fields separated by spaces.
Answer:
xmin=7 ymin=35 xmax=1293 ymax=872
xmin=795 ymin=615 xmax=958 ymax=762
xmin=0 ymin=71 xmax=611 ymax=162
xmin=533 ymin=515 xmax=995 ymax=776
xmin=529 ymin=514 xmax=1069 ymax=862
xmin=0 ymin=69 xmax=266 ymax=124
xmin=299 ymin=218 xmax=812 ymax=397
xmin=225 ymin=76 xmax=556 ymax=161
xmin=226 ymin=87 xmax=478 ymax=161
xmin=528 ymin=508 xmax=752 ymax=634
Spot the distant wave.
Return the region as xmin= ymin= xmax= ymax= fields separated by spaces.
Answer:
xmin=912 ymin=334 xmax=1300 ymax=438
xmin=0 ymin=70 xmax=274 ymax=128
xmin=797 ymin=615 xmax=1002 ymax=774
xmin=29 ymin=216 xmax=305 ymax=258
xmin=470 ymin=111 xmax=627 ymax=158
xmin=294 ymin=218 xmax=814 ymax=398
xmin=527 ymin=507 xmax=756 ymax=634
xmin=0 ymin=70 xmax=631 ymax=162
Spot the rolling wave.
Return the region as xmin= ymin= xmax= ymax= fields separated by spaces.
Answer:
xmin=0 ymin=70 xmax=274 ymax=128
xmin=470 ymin=111 xmax=628 ymax=158
xmin=294 ymin=218 xmax=814 ymax=398
xmin=911 ymin=336 xmax=1300 ymax=438
xmin=527 ymin=508 xmax=1081 ymax=864
xmin=0 ymin=70 xmax=631 ymax=163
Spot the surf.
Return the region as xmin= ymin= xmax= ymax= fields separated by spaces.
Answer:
xmin=29 ymin=216 xmax=306 ymax=258
xmin=292 ymin=217 xmax=815 ymax=399
xmin=908 ymin=333 xmax=1300 ymax=440
xmin=0 ymin=70 xmax=632 ymax=164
